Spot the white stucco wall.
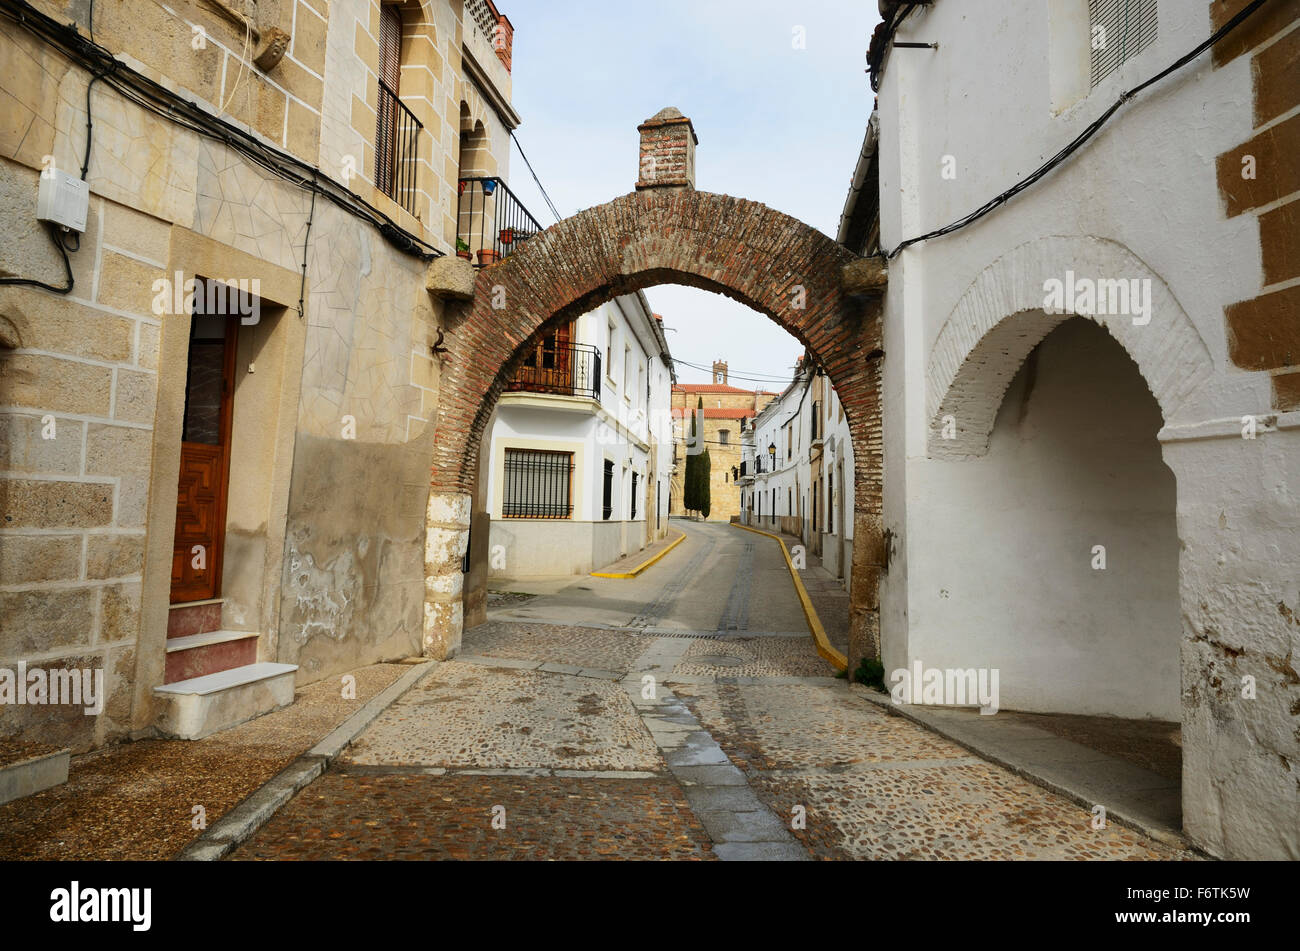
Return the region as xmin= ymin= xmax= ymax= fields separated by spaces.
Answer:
xmin=873 ymin=0 xmax=1299 ymax=858
xmin=907 ymin=317 xmax=1180 ymax=718
xmin=484 ymin=293 xmax=670 ymax=578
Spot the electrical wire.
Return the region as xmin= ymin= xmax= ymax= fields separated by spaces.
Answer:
xmin=510 ymin=130 xmax=562 ymax=223
xmin=2 ymin=0 xmax=441 ymax=262
xmin=877 ymin=0 xmax=1270 ymax=260
xmin=670 ymin=357 xmax=801 ymax=384
xmin=297 ymin=169 xmax=318 ymax=319
xmin=0 ymin=222 xmax=75 ymax=293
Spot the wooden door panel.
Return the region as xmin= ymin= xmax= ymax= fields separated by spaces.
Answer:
xmin=171 ymin=304 xmax=236 ymax=604
xmin=172 ymin=443 xmax=223 ymax=602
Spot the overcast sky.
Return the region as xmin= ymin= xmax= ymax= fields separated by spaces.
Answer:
xmin=499 ymin=0 xmax=882 ymax=387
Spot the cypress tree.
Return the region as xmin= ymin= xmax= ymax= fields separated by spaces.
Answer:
xmin=684 ymin=399 xmax=701 ymax=514
xmin=699 ymin=448 xmax=712 ymax=519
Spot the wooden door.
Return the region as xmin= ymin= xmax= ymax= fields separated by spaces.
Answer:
xmin=171 ymin=311 xmax=237 ymax=603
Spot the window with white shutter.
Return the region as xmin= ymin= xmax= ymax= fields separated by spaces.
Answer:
xmin=1089 ymin=0 xmax=1158 ymax=87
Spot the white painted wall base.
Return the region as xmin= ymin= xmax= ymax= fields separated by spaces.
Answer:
xmin=489 ymin=518 xmax=649 ymax=578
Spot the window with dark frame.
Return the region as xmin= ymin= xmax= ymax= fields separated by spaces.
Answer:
xmin=631 ymin=471 xmax=638 ymax=520
xmin=602 ymin=460 xmax=614 ymax=520
xmin=502 ymin=448 xmax=574 ymax=519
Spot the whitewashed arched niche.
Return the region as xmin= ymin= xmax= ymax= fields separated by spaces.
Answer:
xmin=926 ymin=235 xmax=1214 ymax=457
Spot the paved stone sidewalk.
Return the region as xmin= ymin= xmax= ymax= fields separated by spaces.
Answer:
xmin=231 ymin=623 xmax=1193 ymax=861
xmin=674 ymin=680 xmax=1195 ymax=860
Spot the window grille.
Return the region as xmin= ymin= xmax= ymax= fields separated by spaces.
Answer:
xmin=502 ymin=449 xmax=573 ymax=519
xmin=1089 ymin=0 xmax=1157 ymax=87
xmin=631 ymin=472 xmax=638 ymax=520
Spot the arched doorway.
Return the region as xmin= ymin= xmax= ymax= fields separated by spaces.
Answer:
xmin=924 ymin=315 xmax=1180 ymax=718
xmin=909 ymin=236 xmax=1222 ymax=842
xmin=423 ymin=187 xmax=884 ymax=665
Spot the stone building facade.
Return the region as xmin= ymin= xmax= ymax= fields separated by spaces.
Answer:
xmin=668 ymin=362 xmax=773 ymax=522
xmin=1 ymin=0 xmax=521 ymax=746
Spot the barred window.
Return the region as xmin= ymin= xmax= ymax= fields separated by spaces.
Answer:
xmin=502 ymin=449 xmax=574 ymax=519
xmin=1089 ymin=0 xmax=1157 ymax=87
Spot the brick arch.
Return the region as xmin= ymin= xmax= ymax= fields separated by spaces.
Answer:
xmin=926 ymin=236 xmax=1213 ymax=457
xmin=433 ymin=188 xmax=877 ymax=496
xmin=425 ymin=188 xmax=884 ymax=664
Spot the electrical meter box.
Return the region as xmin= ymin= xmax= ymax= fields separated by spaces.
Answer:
xmin=36 ymin=169 xmax=90 ymax=233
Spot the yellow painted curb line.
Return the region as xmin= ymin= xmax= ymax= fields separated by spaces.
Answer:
xmin=591 ymin=530 xmax=687 ymax=578
xmin=733 ymin=523 xmax=848 ymax=672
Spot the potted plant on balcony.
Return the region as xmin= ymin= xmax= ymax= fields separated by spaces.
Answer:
xmin=481 ymin=178 xmax=497 ymax=196
xmin=477 ymin=248 xmax=500 ymax=265
xmin=499 ymin=227 xmax=514 ymax=245
xmin=455 ymin=238 xmax=472 ymax=261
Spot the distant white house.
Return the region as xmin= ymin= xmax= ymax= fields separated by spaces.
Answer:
xmin=484 ymin=291 xmax=675 ymax=578
xmin=740 ymin=357 xmax=855 ymax=586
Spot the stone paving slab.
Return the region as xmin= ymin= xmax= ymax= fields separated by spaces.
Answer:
xmin=673 ymin=635 xmax=834 ymax=679
xmin=854 ymin=691 xmax=1184 ymax=842
xmin=462 ymin=621 xmax=655 ymax=673
xmin=343 ymin=662 xmax=661 ymax=771
xmin=231 ymin=773 xmax=716 ymax=861
xmin=751 ymin=764 xmax=1191 ymax=861
xmin=678 ymin=681 xmax=969 ymax=770
xmin=676 ymin=679 xmax=1195 ymax=861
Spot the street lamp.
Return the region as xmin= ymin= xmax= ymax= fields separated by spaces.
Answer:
xmin=768 ymin=442 xmax=777 ymax=469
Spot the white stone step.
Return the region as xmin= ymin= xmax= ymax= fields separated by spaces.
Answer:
xmin=164 ymin=629 xmax=259 ymax=653
xmin=154 ymin=661 xmax=295 ymax=695
xmin=153 ymin=662 xmax=298 ymax=739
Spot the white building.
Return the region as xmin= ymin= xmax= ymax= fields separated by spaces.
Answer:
xmin=845 ymin=0 xmax=1300 ymax=859
xmin=742 ymin=358 xmax=856 ymax=585
xmin=484 ymin=291 xmax=674 ymax=578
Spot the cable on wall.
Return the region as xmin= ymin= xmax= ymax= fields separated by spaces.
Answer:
xmin=1 ymin=0 xmax=441 ymax=267
xmin=875 ymin=0 xmax=1270 ymax=260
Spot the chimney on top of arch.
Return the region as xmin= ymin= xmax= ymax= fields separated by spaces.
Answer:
xmin=637 ymin=107 xmax=698 ymax=191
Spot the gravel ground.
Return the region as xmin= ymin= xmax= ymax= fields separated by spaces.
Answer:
xmin=0 ymin=739 xmax=66 ymax=768
xmin=232 ymin=772 xmax=715 ymax=861
xmin=0 ymin=663 xmax=408 ymax=860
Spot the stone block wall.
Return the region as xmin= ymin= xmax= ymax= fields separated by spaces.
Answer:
xmin=1212 ymin=0 xmax=1300 ymax=406
xmin=0 ymin=163 xmax=168 ymax=750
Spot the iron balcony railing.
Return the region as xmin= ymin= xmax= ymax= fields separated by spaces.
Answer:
xmin=376 ymin=79 xmax=422 ymax=216
xmin=506 ymin=343 xmax=601 ymax=400
xmin=457 ymin=176 xmax=543 ymax=266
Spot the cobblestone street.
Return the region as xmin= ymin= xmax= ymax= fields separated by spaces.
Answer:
xmin=234 ymin=522 xmax=1193 ymax=861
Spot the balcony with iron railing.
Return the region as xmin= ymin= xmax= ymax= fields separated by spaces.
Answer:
xmin=457 ymin=176 xmax=543 ymax=267
xmin=376 ymin=79 xmax=422 ymax=217
xmin=505 ymin=343 xmax=601 ymax=401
